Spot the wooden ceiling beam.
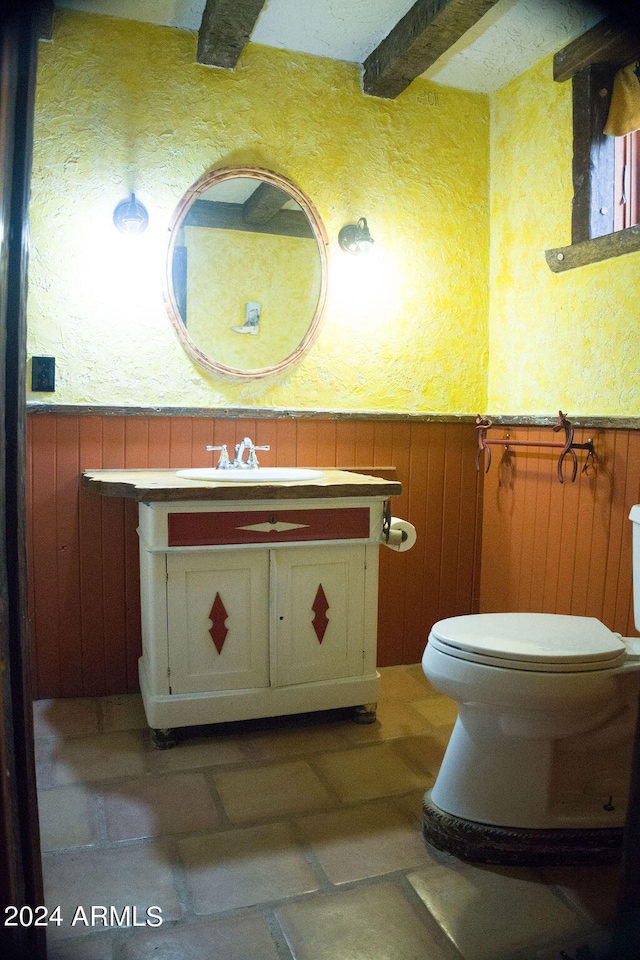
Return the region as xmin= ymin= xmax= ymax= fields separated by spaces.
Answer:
xmin=184 ymin=200 xmax=314 ymax=239
xmin=553 ymin=15 xmax=640 ymax=83
xmin=242 ymin=182 xmax=288 ymax=225
xmin=197 ymin=0 xmax=266 ymax=69
xmin=362 ymin=0 xmax=501 ymax=100
xmin=36 ymin=1 xmax=54 ymax=41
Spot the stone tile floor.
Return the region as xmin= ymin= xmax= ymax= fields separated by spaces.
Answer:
xmin=34 ymin=665 xmax=618 ymax=960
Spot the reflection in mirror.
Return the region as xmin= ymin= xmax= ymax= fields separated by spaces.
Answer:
xmin=164 ymin=167 xmax=328 ymax=382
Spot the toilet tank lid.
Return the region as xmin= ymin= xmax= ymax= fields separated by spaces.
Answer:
xmin=429 ymin=613 xmax=626 ymax=664
xmin=630 ymin=504 xmax=640 ymax=524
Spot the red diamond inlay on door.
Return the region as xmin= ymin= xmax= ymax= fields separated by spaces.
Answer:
xmin=208 ymin=593 xmax=229 ymax=654
xmin=312 ymin=584 xmax=330 ymax=643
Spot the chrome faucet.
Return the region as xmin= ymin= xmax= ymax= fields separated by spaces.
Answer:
xmin=246 ymin=443 xmax=270 ymax=468
xmin=206 ymin=443 xmax=231 ymax=468
xmin=206 ymin=437 xmax=270 ymax=469
xmin=233 ymin=437 xmax=270 ymax=468
xmin=233 ymin=436 xmax=254 ymax=468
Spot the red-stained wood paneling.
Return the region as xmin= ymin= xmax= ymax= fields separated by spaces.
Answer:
xmin=54 ymin=416 xmax=82 ymax=697
xmin=28 ymin=413 xmax=640 ymax=701
xmin=26 ymin=412 xmax=482 ymax=698
xmin=28 ymin=415 xmax=59 ymax=697
xmin=479 ymin=425 xmax=640 ymax=639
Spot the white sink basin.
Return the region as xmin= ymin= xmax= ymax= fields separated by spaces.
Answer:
xmin=176 ymin=467 xmax=324 ymax=483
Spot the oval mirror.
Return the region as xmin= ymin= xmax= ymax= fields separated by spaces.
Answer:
xmin=163 ymin=167 xmax=329 ymax=382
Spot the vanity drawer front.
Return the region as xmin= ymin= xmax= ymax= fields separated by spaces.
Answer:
xmin=168 ymin=507 xmax=371 ymax=547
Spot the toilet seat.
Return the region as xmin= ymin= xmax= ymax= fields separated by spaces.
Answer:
xmin=429 ymin=613 xmax=627 ymax=673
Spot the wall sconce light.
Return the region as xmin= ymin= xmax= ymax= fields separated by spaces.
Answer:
xmin=113 ymin=193 xmax=149 ymax=235
xmin=338 ymin=217 xmax=374 ymax=254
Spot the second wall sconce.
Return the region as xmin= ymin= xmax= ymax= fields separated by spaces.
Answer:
xmin=113 ymin=193 xmax=149 ymax=235
xmin=338 ymin=217 xmax=374 ymax=254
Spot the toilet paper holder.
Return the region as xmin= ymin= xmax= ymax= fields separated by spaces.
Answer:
xmin=381 ymin=502 xmax=415 ymax=551
xmin=382 ymin=500 xmax=393 ymax=542
xmin=382 ymin=500 xmax=409 ymax=543
xmin=475 ymin=411 xmax=596 ymax=483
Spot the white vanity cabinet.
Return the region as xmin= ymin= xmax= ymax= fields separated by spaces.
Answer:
xmin=81 ymin=467 xmax=402 ymax=743
xmin=136 ymin=496 xmax=384 ymax=737
xmin=165 ymin=548 xmax=270 ymax=695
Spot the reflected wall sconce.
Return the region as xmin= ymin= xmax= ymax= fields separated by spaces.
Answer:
xmin=113 ymin=193 xmax=149 ymax=234
xmin=338 ymin=217 xmax=374 ymax=254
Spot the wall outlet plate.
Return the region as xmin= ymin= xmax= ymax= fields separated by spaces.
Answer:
xmin=31 ymin=356 xmax=55 ymax=392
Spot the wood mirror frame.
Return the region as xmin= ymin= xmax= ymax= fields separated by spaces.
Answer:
xmin=163 ymin=166 xmax=329 ymax=382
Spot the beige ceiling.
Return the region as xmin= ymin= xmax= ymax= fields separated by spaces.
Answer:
xmin=54 ymin=0 xmax=604 ymax=94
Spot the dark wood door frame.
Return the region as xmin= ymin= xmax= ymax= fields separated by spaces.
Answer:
xmin=0 ymin=5 xmax=45 ymax=958
xmin=0 ymin=7 xmax=639 ymax=960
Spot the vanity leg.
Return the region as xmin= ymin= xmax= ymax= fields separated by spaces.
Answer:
xmin=151 ymin=727 xmax=177 ymax=750
xmin=351 ymin=703 xmax=377 ymax=725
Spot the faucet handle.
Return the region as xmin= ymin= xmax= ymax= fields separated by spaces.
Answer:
xmin=206 ymin=444 xmax=231 ymax=468
xmin=246 ymin=444 xmax=270 ymax=468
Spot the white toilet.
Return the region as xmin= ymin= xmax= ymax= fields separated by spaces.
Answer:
xmin=421 ymin=505 xmax=640 ymax=849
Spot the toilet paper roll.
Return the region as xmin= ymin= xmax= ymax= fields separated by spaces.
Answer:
xmin=382 ymin=517 xmax=417 ymax=552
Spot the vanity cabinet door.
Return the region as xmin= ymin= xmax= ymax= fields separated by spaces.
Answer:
xmin=166 ymin=549 xmax=270 ymax=694
xmin=271 ymin=544 xmax=366 ymax=687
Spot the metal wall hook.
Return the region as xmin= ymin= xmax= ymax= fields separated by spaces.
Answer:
xmin=475 ymin=411 xmax=596 ymax=484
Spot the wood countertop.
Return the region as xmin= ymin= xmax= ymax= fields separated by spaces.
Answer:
xmin=81 ymin=468 xmax=402 ymax=502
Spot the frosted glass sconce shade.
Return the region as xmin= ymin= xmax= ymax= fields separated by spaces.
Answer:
xmin=338 ymin=217 xmax=374 ymax=254
xmin=113 ymin=193 xmax=149 ymax=234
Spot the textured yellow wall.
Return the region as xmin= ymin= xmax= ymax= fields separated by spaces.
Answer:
xmin=28 ymin=11 xmax=489 ymax=413
xmin=489 ymin=55 xmax=640 ymax=416
xmin=185 ymin=226 xmax=321 ymax=370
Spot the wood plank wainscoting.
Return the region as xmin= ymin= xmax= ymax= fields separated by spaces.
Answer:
xmin=25 ymin=411 xmax=640 ymax=701
xmin=26 ymin=411 xmax=483 ymax=700
xmin=480 ymin=423 xmax=640 ymax=638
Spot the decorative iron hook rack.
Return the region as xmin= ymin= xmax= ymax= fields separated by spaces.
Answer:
xmin=475 ymin=411 xmax=596 ymax=483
